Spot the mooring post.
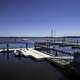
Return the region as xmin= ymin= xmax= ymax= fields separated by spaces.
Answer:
xmin=7 ymin=43 xmax=9 ymax=54
xmin=55 ymin=51 xmax=58 ymax=56
xmin=26 ymin=43 xmax=28 ymax=49
xmin=34 ymin=42 xmax=37 ymax=49
xmin=77 ymin=40 xmax=79 ymax=53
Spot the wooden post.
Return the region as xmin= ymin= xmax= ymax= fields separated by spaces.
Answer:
xmin=55 ymin=51 xmax=58 ymax=56
xmin=7 ymin=43 xmax=9 ymax=54
xmin=26 ymin=43 xmax=28 ymax=49
xmin=77 ymin=40 xmax=79 ymax=53
xmin=34 ymin=42 xmax=37 ymax=49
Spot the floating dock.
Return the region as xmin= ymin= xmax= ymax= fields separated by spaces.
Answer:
xmin=0 ymin=48 xmax=74 ymax=67
xmin=20 ymin=48 xmax=52 ymax=60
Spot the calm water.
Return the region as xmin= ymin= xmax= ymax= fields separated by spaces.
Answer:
xmin=0 ymin=43 xmax=34 ymax=49
xmin=0 ymin=52 xmax=68 ymax=80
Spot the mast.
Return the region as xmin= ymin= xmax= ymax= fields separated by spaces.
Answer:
xmin=51 ymin=28 xmax=53 ymax=43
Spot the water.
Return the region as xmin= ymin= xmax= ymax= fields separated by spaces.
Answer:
xmin=0 ymin=38 xmax=79 ymax=80
xmin=0 ymin=43 xmax=34 ymax=49
xmin=0 ymin=52 xmax=68 ymax=80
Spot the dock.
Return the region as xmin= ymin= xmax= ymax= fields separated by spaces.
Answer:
xmin=16 ymin=48 xmax=74 ymax=67
xmin=20 ymin=48 xmax=52 ymax=60
xmin=0 ymin=48 xmax=74 ymax=67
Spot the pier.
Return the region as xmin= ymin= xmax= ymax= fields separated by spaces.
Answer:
xmin=0 ymin=48 xmax=73 ymax=68
xmin=13 ymin=48 xmax=52 ymax=60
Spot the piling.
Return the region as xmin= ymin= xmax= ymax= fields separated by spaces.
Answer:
xmin=26 ymin=43 xmax=28 ymax=49
xmin=6 ymin=43 xmax=9 ymax=54
xmin=55 ymin=51 xmax=58 ymax=56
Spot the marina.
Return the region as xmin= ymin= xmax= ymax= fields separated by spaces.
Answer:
xmin=0 ymin=37 xmax=80 ymax=80
xmin=1 ymin=0 xmax=80 ymax=79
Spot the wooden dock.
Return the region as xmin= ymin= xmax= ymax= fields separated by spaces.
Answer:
xmin=0 ymin=48 xmax=74 ymax=67
xmin=20 ymin=48 xmax=52 ymax=60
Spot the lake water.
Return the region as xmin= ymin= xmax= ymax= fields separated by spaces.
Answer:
xmin=0 ymin=38 xmax=79 ymax=80
xmin=0 ymin=52 xmax=68 ymax=80
xmin=0 ymin=43 xmax=34 ymax=49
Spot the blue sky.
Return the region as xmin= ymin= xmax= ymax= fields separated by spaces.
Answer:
xmin=0 ymin=0 xmax=80 ymax=37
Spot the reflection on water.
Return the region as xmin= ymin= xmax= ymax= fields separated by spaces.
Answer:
xmin=0 ymin=52 xmax=68 ymax=80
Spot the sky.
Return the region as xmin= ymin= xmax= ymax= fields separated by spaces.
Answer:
xmin=0 ymin=0 xmax=80 ymax=37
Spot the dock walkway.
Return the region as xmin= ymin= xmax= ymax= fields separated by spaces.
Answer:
xmin=21 ymin=48 xmax=52 ymax=60
xmin=0 ymin=48 xmax=74 ymax=67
